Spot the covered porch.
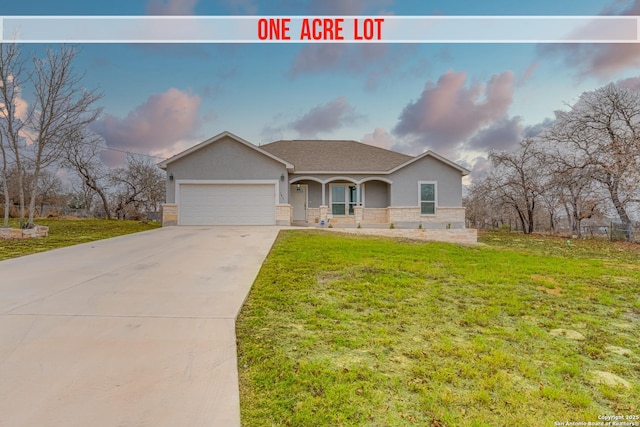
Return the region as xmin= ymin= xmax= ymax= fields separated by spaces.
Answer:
xmin=288 ymin=176 xmax=392 ymax=226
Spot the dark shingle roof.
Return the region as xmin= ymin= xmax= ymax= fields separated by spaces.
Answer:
xmin=260 ymin=140 xmax=413 ymax=172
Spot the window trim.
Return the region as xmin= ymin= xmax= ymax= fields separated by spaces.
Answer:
xmin=418 ymin=181 xmax=437 ymax=216
xmin=329 ymin=183 xmax=365 ymax=216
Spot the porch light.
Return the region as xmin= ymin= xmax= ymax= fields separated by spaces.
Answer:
xmin=169 ymin=173 xmax=174 ymax=181
xmin=280 ymin=174 xmax=285 ymax=181
xmin=296 ymin=183 xmax=301 ymax=191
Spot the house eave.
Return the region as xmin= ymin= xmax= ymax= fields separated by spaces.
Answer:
xmin=291 ymin=170 xmax=391 ymax=175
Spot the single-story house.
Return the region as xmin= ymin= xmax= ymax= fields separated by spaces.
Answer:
xmin=159 ymin=131 xmax=469 ymax=228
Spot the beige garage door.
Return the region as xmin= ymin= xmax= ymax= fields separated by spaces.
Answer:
xmin=179 ymin=183 xmax=276 ymax=225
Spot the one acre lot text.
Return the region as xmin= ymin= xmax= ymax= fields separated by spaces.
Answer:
xmin=257 ymin=18 xmax=385 ymax=40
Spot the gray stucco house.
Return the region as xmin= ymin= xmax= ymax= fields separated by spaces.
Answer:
xmin=159 ymin=131 xmax=469 ymax=228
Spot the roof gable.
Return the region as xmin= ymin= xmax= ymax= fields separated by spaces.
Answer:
xmin=158 ymin=131 xmax=293 ymax=170
xmin=390 ymin=150 xmax=470 ymax=176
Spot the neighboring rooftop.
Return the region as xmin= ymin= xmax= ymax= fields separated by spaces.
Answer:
xmin=260 ymin=140 xmax=413 ymax=172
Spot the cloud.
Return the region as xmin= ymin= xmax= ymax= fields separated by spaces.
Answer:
xmin=392 ymin=70 xmax=515 ymax=154
xmin=261 ymin=97 xmax=364 ymax=139
xmin=517 ymin=62 xmax=537 ymax=87
xmin=467 ymin=116 xmax=523 ymax=152
xmin=538 ymin=0 xmax=640 ymax=79
xmin=146 ymin=0 xmax=198 ymax=15
xmin=616 ymin=76 xmax=640 ymax=91
xmin=466 ymin=116 xmax=553 ymax=152
xmin=470 ymin=156 xmax=491 ymax=181
xmin=92 ymin=88 xmax=202 ymax=166
xmin=523 ymin=117 xmax=554 ymax=138
xmin=291 ymin=97 xmax=364 ymax=138
xmin=361 ymin=127 xmax=395 ymax=150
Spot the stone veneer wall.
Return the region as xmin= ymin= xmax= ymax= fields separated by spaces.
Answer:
xmin=362 ymin=208 xmax=388 ymax=224
xmin=320 ymin=206 xmax=466 ymax=228
xmin=0 ymin=226 xmax=49 ymax=240
xmin=162 ymin=203 xmax=178 ymax=226
xmin=306 ymin=208 xmax=321 ymax=223
xmin=276 ymin=204 xmax=292 ymax=225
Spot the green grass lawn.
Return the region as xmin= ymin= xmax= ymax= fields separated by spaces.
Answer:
xmin=0 ymin=218 xmax=160 ymax=261
xmin=237 ymin=230 xmax=640 ymax=426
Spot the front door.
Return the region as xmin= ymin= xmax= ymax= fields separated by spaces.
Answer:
xmin=291 ymin=184 xmax=307 ymax=222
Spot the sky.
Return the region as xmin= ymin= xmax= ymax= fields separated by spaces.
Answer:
xmin=3 ymin=0 xmax=640 ymax=180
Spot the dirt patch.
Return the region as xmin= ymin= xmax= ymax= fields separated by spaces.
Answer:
xmin=590 ymin=371 xmax=631 ymax=389
xmin=536 ymin=286 xmax=562 ymax=296
xmin=531 ymin=274 xmax=559 ymax=285
xmin=549 ymin=329 xmax=585 ymax=340
xmin=316 ymin=271 xmax=344 ymax=286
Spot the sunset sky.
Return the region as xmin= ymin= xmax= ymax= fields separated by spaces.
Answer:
xmin=3 ymin=0 xmax=640 ymax=178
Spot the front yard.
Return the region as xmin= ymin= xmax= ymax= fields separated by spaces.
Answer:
xmin=237 ymin=230 xmax=640 ymax=426
xmin=0 ymin=218 xmax=160 ymax=261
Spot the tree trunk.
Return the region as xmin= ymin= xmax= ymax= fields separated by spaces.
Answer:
xmin=26 ymin=161 xmax=42 ymax=228
xmin=608 ymin=184 xmax=634 ymax=242
xmin=0 ymin=137 xmax=9 ymax=227
xmin=85 ymin=176 xmax=111 ymax=219
xmin=515 ymin=207 xmax=527 ymax=233
xmin=1 ymin=170 xmax=9 ymax=227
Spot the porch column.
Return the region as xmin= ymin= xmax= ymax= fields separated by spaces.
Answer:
xmin=321 ymin=183 xmax=326 ymax=206
xmin=356 ymin=183 xmax=361 ymax=205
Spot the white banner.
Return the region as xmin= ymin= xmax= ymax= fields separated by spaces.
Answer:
xmin=1 ymin=15 xmax=638 ymax=43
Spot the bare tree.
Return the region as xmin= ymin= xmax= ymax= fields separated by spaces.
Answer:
xmin=463 ymin=176 xmax=505 ymax=230
xmin=62 ymin=130 xmax=112 ymax=219
xmin=35 ymin=168 xmax=64 ymax=216
xmin=0 ymin=43 xmax=27 ymax=227
xmin=110 ymin=156 xmax=165 ymax=220
xmin=544 ymin=83 xmax=640 ymax=242
xmin=489 ymin=139 xmax=545 ymax=234
xmin=24 ymin=46 xmax=102 ymax=227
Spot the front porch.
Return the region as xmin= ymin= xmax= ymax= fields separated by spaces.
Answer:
xmin=286 ymin=176 xmax=465 ymax=229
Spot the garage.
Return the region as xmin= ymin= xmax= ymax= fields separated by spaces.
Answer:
xmin=178 ymin=183 xmax=276 ymax=225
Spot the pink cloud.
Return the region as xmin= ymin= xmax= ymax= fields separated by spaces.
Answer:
xmin=291 ymin=97 xmax=364 ymax=138
xmin=92 ymin=88 xmax=202 ymax=166
xmin=392 ymin=70 xmax=515 ymax=154
xmin=518 ymin=62 xmax=537 ymax=87
xmin=617 ymin=76 xmax=640 ymax=91
xmin=542 ymin=43 xmax=640 ymax=80
xmin=539 ymin=0 xmax=640 ymax=79
xmin=361 ymin=128 xmax=395 ymax=150
xmin=146 ymin=0 xmax=198 ymax=15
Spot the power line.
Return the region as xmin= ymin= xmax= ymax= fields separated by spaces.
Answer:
xmin=72 ymin=137 xmax=169 ymax=160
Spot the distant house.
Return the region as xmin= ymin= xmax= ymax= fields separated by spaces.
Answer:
xmin=159 ymin=131 xmax=469 ymax=228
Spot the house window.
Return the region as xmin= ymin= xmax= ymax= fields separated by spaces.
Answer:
xmin=330 ymin=183 xmax=364 ymax=215
xmin=419 ymin=181 xmax=437 ymax=215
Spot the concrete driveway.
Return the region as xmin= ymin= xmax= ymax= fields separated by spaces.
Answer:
xmin=0 ymin=226 xmax=281 ymax=427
